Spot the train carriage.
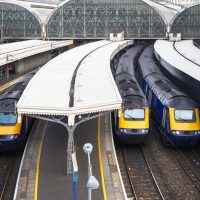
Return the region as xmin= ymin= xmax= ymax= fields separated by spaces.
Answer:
xmin=0 ymin=71 xmax=36 ymax=151
xmin=113 ymin=45 xmax=150 ymax=144
xmin=138 ymin=46 xmax=200 ymax=146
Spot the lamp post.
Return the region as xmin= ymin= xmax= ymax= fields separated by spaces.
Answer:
xmin=83 ymin=143 xmax=99 ymax=200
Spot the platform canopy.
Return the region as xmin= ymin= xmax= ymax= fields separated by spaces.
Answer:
xmin=0 ymin=40 xmax=73 ymax=66
xmin=17 ymin=40 xmax=133 ymax=125
xmin=154 ymin=40 xmax=200 ymax=82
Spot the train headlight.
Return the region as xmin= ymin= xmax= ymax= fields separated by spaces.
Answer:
xmin=176 ymin=131 xmax=180 ymax=135
xmin=172 ymin=131 xmax=180 ymax=135
xmin=119 ymin=129 xmax=127 ymax=133
xmin=194 ymin=131 xmax=200 ymax=135
xmin=141 ymin=129 xmax=148 ymax=133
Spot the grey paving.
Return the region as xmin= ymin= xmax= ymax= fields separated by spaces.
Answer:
xmin=14 ymin=113 xmax=126 ymax=200
xmin=100 ymin=114 xmax=125 ymax=200
xmin=15 ymin=120 xmax=47 ymax=200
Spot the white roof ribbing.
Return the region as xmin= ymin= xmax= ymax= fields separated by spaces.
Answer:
xmin=0 ymin=40 xmax=73 ymax=66
xmin=157 ymin=2 xmax=182 ymax=11
xmin=142 ymin=0 xmax=178 ymax=24
xmin=154 ymin=40 xmax=200 ymax=82
xmin=45 ymin=0 xmax=70 ymax=23
xmin=0 ymin=0 xmax=56 ymax=23
xmin=17 ymin=40 xmax=133 ymax=125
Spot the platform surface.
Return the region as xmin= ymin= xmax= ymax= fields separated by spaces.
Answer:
xmin=14 ymin=113 xmax=125 ymax=200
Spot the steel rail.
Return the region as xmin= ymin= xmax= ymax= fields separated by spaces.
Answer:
xmin=151 ymin=119 xmax=200 ymax=193
xmin=120 ymin=146 xmax=138 ymax=200
xmin=119 ymin=144 xmax=166 ymax=200
xmin=140 ymin=147 xmax=165 ymax=200
xmin=0 ymin=155 xmax=17 ymax=200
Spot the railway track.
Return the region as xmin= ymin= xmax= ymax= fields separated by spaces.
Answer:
xmin=169 ymin=146 xmax=200 ymax=194
xmin=152 ymin=120 xmax=200 ymax=196
xmin=116 ymin=144 xmax=165 ymax=200
xmin=0 ymin=153 xmax=20 ymax=200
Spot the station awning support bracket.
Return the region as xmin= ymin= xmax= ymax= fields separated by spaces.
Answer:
xmin=29 ymin=113 xmax=102 ymax=175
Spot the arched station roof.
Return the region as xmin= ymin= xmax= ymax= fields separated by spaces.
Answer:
xmin=0 ymin=0 xmax=55 ymax=38
xmin=170 ymin=3 xmax=200 ymax=38
xmin=46 ymin=0 xmax=168 ymax=39
xmin=143 ymin=0 xmax=177 ymax=24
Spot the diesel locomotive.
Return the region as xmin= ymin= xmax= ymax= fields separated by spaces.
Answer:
xmin=138 ymin=46 xmax=200 ymax=146
xmin=0 ymin=70 xmax=36 ymax=151
xmin=112 ymin=45 xmax=150 ymax=144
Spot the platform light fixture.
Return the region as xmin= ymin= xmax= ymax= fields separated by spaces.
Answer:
xmin=83 ymin=143 xmax=99 ymax=200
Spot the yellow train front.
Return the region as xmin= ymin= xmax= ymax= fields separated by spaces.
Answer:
xmin=0 ymin=98 xmax=30 ymax=151
xmin=0 ymin=72 xmax=36 ymax=151
xmin=113 ymin=73 xmax=150 ymax=144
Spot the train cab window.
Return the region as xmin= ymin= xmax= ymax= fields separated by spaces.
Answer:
xmin=174 ymin=109 xmax=196 ymax=122
xmin=124 ymin=109 xmax=145 ymax=120
xmin=0 ymin=113 xmax=17 ymax=125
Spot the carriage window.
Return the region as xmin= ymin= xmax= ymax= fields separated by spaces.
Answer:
xmin=0 ymin=113 xmax=17 ymax=125
xmin=124 ymin=109 xmax=145 ymax=120
xmin=174 ymin=109 xmax=195 ymax=122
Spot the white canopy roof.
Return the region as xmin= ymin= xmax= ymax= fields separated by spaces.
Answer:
xmin=17 ymin=40 xmax=133 ymax=125
xmin=0 ymin=40 xmax=73 ymax=66
xmin=154 ymin=40 xmax=200 ymax=82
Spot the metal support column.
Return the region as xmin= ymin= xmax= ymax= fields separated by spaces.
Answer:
xmin=66 ymin=125 xmax=75 ymax=175
xmin=29 ymin=113 xmax=100 ymax=176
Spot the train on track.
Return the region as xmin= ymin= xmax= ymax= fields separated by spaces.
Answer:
xmin=0 ymin=70 xmax=36 ymax=151
xmin=138 ymin=45 xmax=200 ymax=146
xmin=112 ymin=45 xmax=150 ymax=144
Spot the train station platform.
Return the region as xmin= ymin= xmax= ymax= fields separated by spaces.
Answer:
xmin=0 ymin=40 xmax=73 ymax=82
xmin=14 ymin=113 xmax=126 ymax=200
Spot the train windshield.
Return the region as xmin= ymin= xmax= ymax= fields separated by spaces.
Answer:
xmin=174 ymin=109 xmax=196 ymax=122
xmin=0 ymin=113 xmax=17 ymax=125
xmin=124 ymin=109 xmax=145 ymax=120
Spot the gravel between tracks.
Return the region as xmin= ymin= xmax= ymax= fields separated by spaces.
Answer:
xmin=145 ymin=126 xmax=200 ymax=200
xmin=115 ymin=124 xmax=200 ymax=200
xmin=0 ymin=152 xmax=22 ymax=200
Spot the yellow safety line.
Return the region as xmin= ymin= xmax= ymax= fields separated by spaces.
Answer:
xmin=34 ymin=122 xmax=47 ymax=200
xmin=98 ymin=114 xmax=108 ymax=200
xmin=0 ymin=77 xmax=22 ymax=92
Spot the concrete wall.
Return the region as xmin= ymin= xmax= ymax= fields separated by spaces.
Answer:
xmin=15 ymin=51 xmax=52 ymax=74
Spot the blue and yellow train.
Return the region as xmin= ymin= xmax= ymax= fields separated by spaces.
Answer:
xmin=138 ymin=45 xmax=200 ymax=146
xmin=112 ymin=45 xmax=150 ymax=144
xmin=0 ymin=71 xmax=36 ymax=151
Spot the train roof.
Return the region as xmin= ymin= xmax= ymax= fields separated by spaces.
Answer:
xmin=139 ymin=46 xmax=198 ymax=108
xmin=139 ymin=45 xmax=154 ymax=60
xmin=115 ymin=73 xmax=148 ymax=108
xmin=147 ymin=74 xmax=198 ymax=108
xmin=139 ymin=58 xmax=162 ymax=78
xmin=123 ymin=95 xmax=148 ymax=109
xmin=115 ymin=45 xmax=143 ymax=76
xmin=139 ymin=45 xmax=162 ymax=78
xmin=0 ymin=70 xmax=37 ymax=112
